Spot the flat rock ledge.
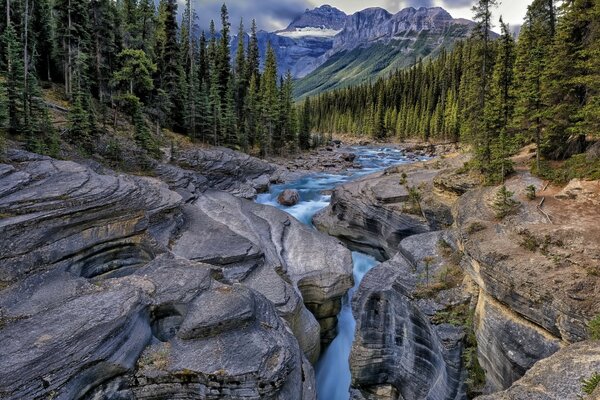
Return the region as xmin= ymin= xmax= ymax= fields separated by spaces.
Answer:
xmin=0 ymin=150 xmax=354 ymax=399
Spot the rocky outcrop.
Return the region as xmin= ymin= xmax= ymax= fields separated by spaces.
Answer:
xmin=313 ymin=157 xmax=464 ymax=260
xmin=350 ymin=231 xmax=468 ymax=400
xmin=477 ymin=341 xmax=600 ymax=400
xmin=316 ymin=148 xmax=599 ymax=398
xmin=158 ymin=146 xmax=284 ymax=200
xmin=171 ymin=190 xmax=354 ymax=356
xmin=456 ymin=174 xmax=600 ymax=391
xmin=0 ymin=150 xmax=354 ymax=399
xmin=333 ymin=7 xmax=472 ymax=52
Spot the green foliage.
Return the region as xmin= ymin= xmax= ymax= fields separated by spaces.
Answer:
xmin=589 ymin=315 xmax=600 ymax=340
xmin=112 ymin=49 xmax=156 ymax=96
xmin=531 ymin=154 xmax=600 ymax=184
xmin=582 ymin=373 xmax=600 ymax=395
xmin=294 ymin=24 xmax=472 ymax=100
xmin=492 ymin=185 xmax=519 ymax=219
xmin=526 ymin=185 xmax=537 ymax=200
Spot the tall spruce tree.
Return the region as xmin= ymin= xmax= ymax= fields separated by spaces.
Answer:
xmin=260 ymin=43 xmax=279 ymax=156
xmin=487 ymin=18 xmax=516 ymax=182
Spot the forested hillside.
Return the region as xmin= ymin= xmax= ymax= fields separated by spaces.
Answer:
xmin=0 ymin=0 xmax=311 ymax=161
xmin=305 ymin=0 xmax=600 ymax=183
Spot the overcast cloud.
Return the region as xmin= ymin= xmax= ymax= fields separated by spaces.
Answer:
xmin=192 ymin=0 xmax=532 ymax=33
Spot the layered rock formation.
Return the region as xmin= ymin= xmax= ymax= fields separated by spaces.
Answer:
xmin=313 ymin=155 xmax=464 ymax=260
xmin=478 ymin=341 xmax=600 ymax=400
xmin=350 ymin=231 xmax=468 ymax=400
xmin=157 ymin=146 xmax=284 ymax=200
xmin=314 ymin=151 xmax=600 ymax=398
xmin=456 ymin=174 xmax=600 ymax=392
xmin=0 ymin=149 xmax=353 ymax=399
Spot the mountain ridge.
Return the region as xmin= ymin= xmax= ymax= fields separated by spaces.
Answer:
xmin=231 ymin=4 xmax=475 ymax=98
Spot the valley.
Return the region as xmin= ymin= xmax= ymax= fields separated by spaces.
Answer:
xmin=1 ymin=0 xmax=599 ymax=399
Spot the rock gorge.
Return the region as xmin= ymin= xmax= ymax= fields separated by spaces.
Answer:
xmin=1 ymin=143 xmax=598 ymax=399
xmin=0 ymin=148 xmax=353 ymax=399
xmin=314 ymin=148 xmax=600 ymax=399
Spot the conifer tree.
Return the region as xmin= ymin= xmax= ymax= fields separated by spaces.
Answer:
xmin=260 ymin=43 xmax=279 ymax=156
xmin=487 ymin=18 xmax=516 ymax=182
xmin=543 ymin=0 xmax=596 ymax=159
xmin=246 ymin=19 xmax=260 ymax=84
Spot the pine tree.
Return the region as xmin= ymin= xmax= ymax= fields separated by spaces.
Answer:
xmin=217 ymin=4 xmax=231 ymax=100
xmin=67 ymin=51 xmax=95 ymax=150
xmin=54 ymin=0 xmax=91 ymax=98
xmin=470 ymin=0 xmax=499 ymax=173
xmin=487 ymin=18 xmax=516 ymax=183
xmin=30 ymin=0 xmax=55 ymax=82
xmin=246 ymin=19 xmax=260 ymax=83
xmin=0 ymin=75 xmax=8 ymax=153
xmin=513 ymin=0 xmax=555 ymax=170
xmin=375 ymin=87 xmax=386 ymax=139
xmin=544 ymin=0 xmax=596 ymax=159
xmin=260 ymin=43 xmax=279 ymax=156
xmin=234 ymin=19 xmax=247 ymax=148
xmin=280 ymin=71 xmax=297 ymax=152
xmin=3 ymin=23 xmax=25 ymax=134
xmin=157 ymin=0 xmax=184 ymax=131
xmin=90 ymin=0 xmax=120 ymax=103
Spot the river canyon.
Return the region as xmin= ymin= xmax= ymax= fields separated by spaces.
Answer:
xmin=0 ymin=144 xmax=598 ymax=400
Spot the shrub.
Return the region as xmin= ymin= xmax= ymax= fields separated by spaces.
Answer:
xmin=492 ymin=185 xmax=519 ymax=219
xmin=582 ymin=372 xmax=600 ymax=395
xmin=399 ymin=172 xmax=408 ymax=185
xmin=589 ymin=315 xmax=600 ymax=340
xmin=526 ymin=185 xmax=537 ymax=200
xmin=466 ymin=222 xmax=487 ymax=234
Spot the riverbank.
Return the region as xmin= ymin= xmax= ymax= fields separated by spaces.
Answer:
xmin=313 ymin=146 xmax=600 ymax=399
xmin=267 ymin=140 xmax=458 ymax=176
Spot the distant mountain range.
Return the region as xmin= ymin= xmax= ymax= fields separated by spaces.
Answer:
xmin=233 ymin=5 xmax=476 ymax=99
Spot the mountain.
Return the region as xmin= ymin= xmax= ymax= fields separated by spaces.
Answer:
xmin=231 ymin=5 xmax=475 ymax=98
xmin=296 ymin=7 xmax=474 ymax=98
xmin=231 ymin=5 xmax=475 ymax=99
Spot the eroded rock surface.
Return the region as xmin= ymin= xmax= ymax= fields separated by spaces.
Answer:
xmin=313 ymin=156 xmax=467 ymax=260
xmin=0 ymin=150 xmax=353 ymax=399
xmin=158 ymin=146 xmax=286 ymax=200
xmin=350 ymin=231 xmax=469 ymax=400
xmin=456 ymin=174 xmax=600 ymax=391
xmin=477 ymin=341 xmax=600 ymax=400
xmin=316 ymin=148 xmax=599 ymax=398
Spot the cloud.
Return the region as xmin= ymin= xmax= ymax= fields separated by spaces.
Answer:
xmin=189 ymin=0 xmax=313 ymax=32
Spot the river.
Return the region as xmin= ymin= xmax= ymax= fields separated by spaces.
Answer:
xmin=256 ymin=146 xmax=424 ymax=399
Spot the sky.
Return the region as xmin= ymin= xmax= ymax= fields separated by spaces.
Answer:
xmin=192 ymin=0 xmax=533 ymax=33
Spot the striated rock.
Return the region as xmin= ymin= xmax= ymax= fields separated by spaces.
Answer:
xmin=456 ymin=174 xmax=600 ymax=391
xmin=0 ymin=151 xmax=354 ymax=399
xmin=0 ymin=151 xmax=182 ymax=284
xmin=162 ymin=146 xmax=284 ymax=199
xmin=474 ymin=291 xmax=563 ymax=391
xmin=350 ymin=231 xmax=468 ymax=400
xmin=278 ymin=189 xmax=301 ymax=206
xmin=476 ymin=341 xmax=600 ymax=400
xmin=313 ymin=157 xmax=464 ymax=260
xmin=171 ymin=190 xmax=354 ymax=358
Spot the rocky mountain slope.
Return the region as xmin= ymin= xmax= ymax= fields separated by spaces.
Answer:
xmin=0 ymin=148 xmax=353 ymax=399
xmin=233 ymin=5 xmax=474 ymax=98
xmin=314 ymin=148 xmax=600 ymax=399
